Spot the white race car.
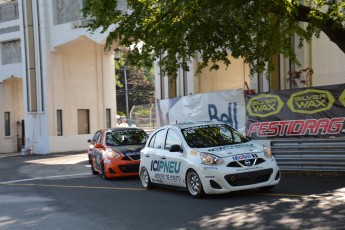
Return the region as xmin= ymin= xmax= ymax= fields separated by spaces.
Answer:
xmin=139 ymin=121 xmax=280 ymax=198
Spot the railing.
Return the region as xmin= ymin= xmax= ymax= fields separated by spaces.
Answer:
xmin=271 ymin=138 xmax=345 ymax=172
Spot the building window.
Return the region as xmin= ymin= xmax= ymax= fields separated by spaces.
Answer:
xmin=4 ymin=112 xmax=10 ymax=136
xmin=77 ymin=109 xmax=90 ymax=134
xmin=57 ymin=110 xmax=63 ymax=136
xmin=106 ymin=109 xmax=111 ymax=128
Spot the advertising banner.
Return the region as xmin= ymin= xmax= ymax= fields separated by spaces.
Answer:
xmin=157 ymin=89 xmax=246 ymax=133
xmin=246 ymin=84 xmax=345 ymax=139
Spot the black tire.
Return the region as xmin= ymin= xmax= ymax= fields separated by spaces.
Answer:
xmin=259 ymin=185 xmax=275 ymax=191
xmin=186 ymin=169 xmax=204 ymax=198
xmin=140 ymin=167 xmax=153 ymax=189
xmin=101 ymin=163 xmax=109 ymax=180
xmin=91 ymin=163 xmax=99 ymax=175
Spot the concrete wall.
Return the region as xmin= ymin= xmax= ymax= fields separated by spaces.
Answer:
xmin=196 ymin=56 xmax=250 ymax=94
xmin=311 ymin=33 xmax=345 ymax=86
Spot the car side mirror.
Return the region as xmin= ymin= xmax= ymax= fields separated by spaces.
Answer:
xmin=169 ymin=144 xmax=183 ymax=152
xmin=87 ymin=139 xmax=92 ymax=143
xmin=94 ymin=143 xmax=103 ymax=148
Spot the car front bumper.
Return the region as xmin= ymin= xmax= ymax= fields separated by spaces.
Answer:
xmin=196 ymin=160 xmax=280 ymax=194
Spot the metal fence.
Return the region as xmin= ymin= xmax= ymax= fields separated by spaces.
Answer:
xmin=130 ymin=104 xmax=156 ymax=133
xmin=271 ymin=138 xmax=345 ymax=172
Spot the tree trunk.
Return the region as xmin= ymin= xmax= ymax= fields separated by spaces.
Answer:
xmin=297 ymin=4 xmax=345 ymax=54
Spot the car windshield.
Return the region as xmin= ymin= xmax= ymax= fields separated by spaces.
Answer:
xmin=106 ymin=129 xmax=147 ymax=146
xmin=181 ymin=124 xmax=249 ymax=148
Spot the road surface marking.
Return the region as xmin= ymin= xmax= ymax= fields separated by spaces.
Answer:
xmin=0 ymin=173 xmax=91 ymax=184
xmin=0 ymin=183 xmax=146 ymax=191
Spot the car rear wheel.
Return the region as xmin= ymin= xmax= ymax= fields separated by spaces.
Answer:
xmin=140 ymin=167 xmax=153 ymax=189
xmin=186 ymin=169 xmax=204 ymax=198
xmin=101 ymin=163 xmax=108 ymax=180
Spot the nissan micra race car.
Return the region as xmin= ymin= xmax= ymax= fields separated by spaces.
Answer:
xmin=89 ymin=127 xmax=148 ymax=179
xmin=139 ymin=121 xmax=280 ymax=198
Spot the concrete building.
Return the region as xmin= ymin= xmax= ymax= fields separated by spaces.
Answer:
xmin=0 ymin=0 xmax=117 ymax=154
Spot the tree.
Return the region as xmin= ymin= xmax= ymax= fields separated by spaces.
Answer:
xmin=115 ymin=58 xmax=155 ymax=116
xmin=83 ymin=0 xmax=345 ymax=78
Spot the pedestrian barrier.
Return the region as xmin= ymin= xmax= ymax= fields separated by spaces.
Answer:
xmin=271 ymin=138 xmax=345 ymax=172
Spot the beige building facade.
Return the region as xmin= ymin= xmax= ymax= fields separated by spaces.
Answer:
xmin=0 ymin=0 xmax=117 ymax=154
xmin=155 ymin=28 xmax=345 ymax=100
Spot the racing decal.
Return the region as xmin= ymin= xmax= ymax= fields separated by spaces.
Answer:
xmin=236 ymin=166 xmax=264 ymax=172
xmin=208 ymin=143 xmax=255 ymax=152
xmin=205 ymin=176 xmax=215 ymax=179
xmin=125 ymin=151 xmax=140 ymax=157
xmin=150 ymin=160 xmax=181 ymax=174
xmin=231 ymin=153 xmax=259 ymax=161
xmin=203 ymin=166 xmax=218 ymax=170
xmin=153 ymin=173 xmax=182 ymax=183
xmin=246 ymin=94 xmax=284 ymax=118
xmin=287 ymin=89 xmax=335 ymax=114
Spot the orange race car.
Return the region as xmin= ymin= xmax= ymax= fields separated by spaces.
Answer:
xmin=87 ymin=127 xmax=148 ymax=179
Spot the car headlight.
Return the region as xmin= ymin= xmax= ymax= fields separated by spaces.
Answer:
xmin=107 ymin=149 xmax=121 ymax=159
xmin=263 ymin=146 xmax=273 ymax=158
xmin=200 ymin=152 xmax=224 ymax=165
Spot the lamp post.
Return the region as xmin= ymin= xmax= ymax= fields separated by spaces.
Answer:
xmin=114 ymin=48 xmax=129 ymax=120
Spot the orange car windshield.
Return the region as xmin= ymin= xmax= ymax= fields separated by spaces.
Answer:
xmin=106 ymin=129 xmax=147 ymax=146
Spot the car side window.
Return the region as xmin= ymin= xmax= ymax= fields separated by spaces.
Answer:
xmin=150 ymin=129 xmax=166 ymax=149
xmin=92 ymin=131 xmax=101 ymax=142
xmin=148 ymin=134 xmax=156 ymax=148
xmin=96 ymin=131 xmax=104 ymax=144
xmin=164 ymin=129 xmax=182 ymax=150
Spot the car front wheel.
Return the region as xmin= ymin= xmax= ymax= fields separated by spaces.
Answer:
xmin=186 ymin=169 xmax=204 ymax=198
xmin=140 ymin=167 xmax=153 ymax=189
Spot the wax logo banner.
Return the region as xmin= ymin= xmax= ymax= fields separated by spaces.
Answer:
xmin=287 ymin=89 xmax=335 ymax=114
xmin=246 ymin=94 xmax=284 ymax=118
xmin=246 ymin=84 xmax=345 ymax=139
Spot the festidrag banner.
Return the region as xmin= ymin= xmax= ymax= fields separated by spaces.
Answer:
xmin=157 ymin=89 xmax=246 ymax=133
xmin=246 ymin=83 xmax=345 ymax=139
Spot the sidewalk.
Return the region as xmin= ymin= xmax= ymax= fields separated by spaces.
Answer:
xmin=0 ymin=151 xmax=22 ymax=159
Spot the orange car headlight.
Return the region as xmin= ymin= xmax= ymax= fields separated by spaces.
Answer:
xmin=107 ymin=149 xmax=121 ymax=159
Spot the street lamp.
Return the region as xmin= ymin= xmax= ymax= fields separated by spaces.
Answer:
xmin=114 ymin=48 xmax=129 ymax=120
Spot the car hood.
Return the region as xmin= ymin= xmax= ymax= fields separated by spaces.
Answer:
xmin=194 ymin=142 xmax=263 ymax=158
xmin=110 ymin=145 xmax=144 ymax=155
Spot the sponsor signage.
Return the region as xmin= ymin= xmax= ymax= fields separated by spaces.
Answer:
xmin=156 ymin=89 xmax=246 ymax=133
xmin=246 ymin=84 xmax=345 ymax=138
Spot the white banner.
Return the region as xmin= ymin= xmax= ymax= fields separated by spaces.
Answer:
xmin=156 ymin=89 xmax=246 ymax=133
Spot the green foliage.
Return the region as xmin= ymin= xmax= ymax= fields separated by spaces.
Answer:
xmin=83 ymin=0 xmax=345 ymax=78
xmin=115 ymin=54 xmax=155 ymax=115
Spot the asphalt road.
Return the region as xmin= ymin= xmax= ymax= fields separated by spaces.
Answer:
xmin=0 ymin=153 xmax=344 ymax=230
